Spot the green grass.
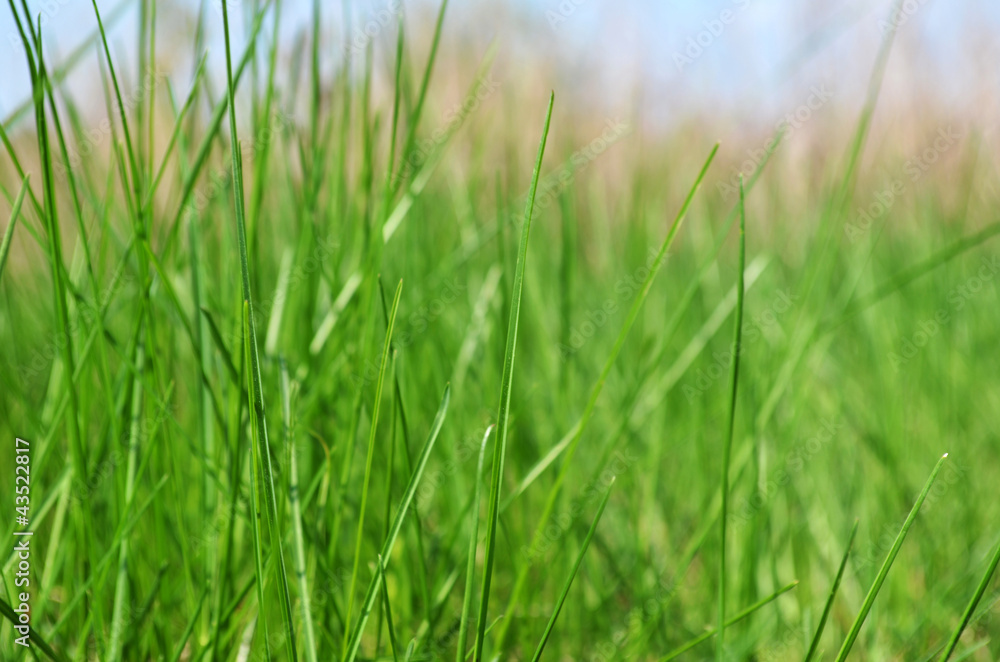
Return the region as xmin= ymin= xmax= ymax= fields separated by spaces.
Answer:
xmin=2 ymin=1 xmax=1000 ymax=660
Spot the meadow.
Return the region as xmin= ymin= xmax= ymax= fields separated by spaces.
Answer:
xmin=2 ymin=0 xmax=1000 ymax=660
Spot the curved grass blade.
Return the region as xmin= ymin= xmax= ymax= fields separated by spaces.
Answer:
xmin=344 ymin=278 xmax=404 ymax=651
xmin=804 ymin=520 xmax=860 ymax=662
xmin=0 ymin=174 xmax=28 ymax=283
xmin=456 ymin=425 xmax=494 ymax=662
xmin=166 ymin=587 xmax=209 ymax=662
xmin=109 ymin=337 xmax=146 ymax=662
xmin=0 ymin=597 xmax=65 ymax=662
xmin=495 ymin=141 xmax=720 ymax=651
xmin=244 ymin=302 xmax=272 ymax=660
xmin=530 ymin=479 xmax=615 ymax=662
xmin=343 ymin=384 xmax=451 ymax=662
xmin=834 ymin=454 xmax=950 ymax=662
xmin=377 ymin=554 xmax=401 ymax=662
xmin=475 ymin=92 xmax=555 ymax=662
xmin=660 ymin=580 xmax=799 ymax=661
xmin=936 ymin=536 xmax=1000 ymax=662
xmin=718 ymin=176 xmax=747 ymax=662
xmin=281 ymin=363 xmax=318 ymax=662
xmin=221 ymin=1 xmax=297 ymax=658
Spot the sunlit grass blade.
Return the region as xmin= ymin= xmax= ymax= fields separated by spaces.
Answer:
xmin=834 ymin=454 xmax=950 ymax=662
xmin=718 ymin=176 xmax=747 ymax=662
xmin=344 ymin=278 xmax=404 ymax=651
xmin=377 ymin=554 xmax=401 ymax=662
xmin=343 ymin=385 xmax=452 ymax=662
xmin=659 ymin=580 xmax=799 ymax=661
xmin=936 ymin=536 xmax=1000 ymax=662
xmin=529 ymin=479 xmax=614 ymax=662
xmin=0 ymin=174 xmax=28 ymax=283
xmin=281 ymin=362 xmax=318 ymax=662
xmin=804 ymin=520 xmax=860 ymax=662
xmin=221 ymin=1 xmax=297 ymax=658
xmin=495 ymin=141 xmax=720 ymax=650
xmin=0 ymin=597 xmax=65 ymax=661
xmin=166 ymin=587 xmax=209 ymax=662
xmin=835 ymin=221 xmax=1000 ymax=327
xmin=108 ymin=337 xmax=146 ymax=662
xmin=474 ymin=91 xmax=555 ymax=662
xmin=456 ymin=425 xmax=494 ymax=662
xmin=394 ymin=0 xmax=450 ymax=197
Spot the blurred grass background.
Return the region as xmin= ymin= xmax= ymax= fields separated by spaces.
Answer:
xmin=2 ymin=0 xmax=1000 ymax=660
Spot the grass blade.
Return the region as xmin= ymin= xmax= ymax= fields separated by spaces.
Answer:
xmin=834 ymin=454 xmax=950 ymax=661
xmin=108 ymin=337 xmax=146 ymax=661
xmin=659 ymin=581 xmax=799 ymax=661
xmin=344 ymin=278 xmax=404 ymax=650
xmin=494 ymin=141 xmax=720 ymax=650
xmin=343 ymin=384 xmax=452 ymax=662
xmin=718 ymin=176 xmax=748 ymax=662
xmin=281 ymin=363 xmax=318 ymax=662
xmin=804 ymin=520 xmax=860 ymax=662
xmin=456 ymin=425 xmax=493 ymax=662
xmin=530 ymin=479 xmax=615 ymax=662
xmin=0 ymin=597 xmax=65 ymax=662
xmin=220 ymin=1 xmax=297 ymax=658
xmin=936 ymin=537 xmax=1000 ymax=662
xmin=166 ymin=588 xmax=209 ymax=662
xmin=0 ymin=175 xmax=28 ymax=283
xmin=377 ymin=554 xmax=401 ymax=662
xmin=475 ymin=91 xmax=555 ymax=662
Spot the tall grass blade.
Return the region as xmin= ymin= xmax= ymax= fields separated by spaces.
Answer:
xmin=344 ymin=278 xmax=404 ymax=651
xmin=221 ymin=1 xmax=297 ymax=658
xmin=718 ymin=176 xmax=747 ymax=662
xmin=474 ymin=91 xmax=555 ymax=662
xmin=834 ymin=454 xmax=950 ymax=662
xmin=495 ymin=141 xmax=720 ymax=649
xmin=530 ymin=479 xmax=615 ymax=662
xmin=456 ymin=425 xmax=494 ymax=662
xmin=0 ymin=175 xmax=28 ymax=283
xmin=936 ymin=537 xmax=1000 ymax=662
xmin=343 ymin=385 xmax=452 ymax=662
xmin=804 ymin=520 xmax=860 ymax=662
xmin=281 ymin=362 xmax=318 ymax=662
xmin=659 ymin=581 xmax=799 ymax=661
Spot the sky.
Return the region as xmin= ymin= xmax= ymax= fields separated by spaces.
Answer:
xmin=1 ymin=1 xmax=999 ymax=129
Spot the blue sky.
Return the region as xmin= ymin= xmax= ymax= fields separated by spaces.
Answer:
xmin=1 ymin=1 xmax=999 ymax=125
